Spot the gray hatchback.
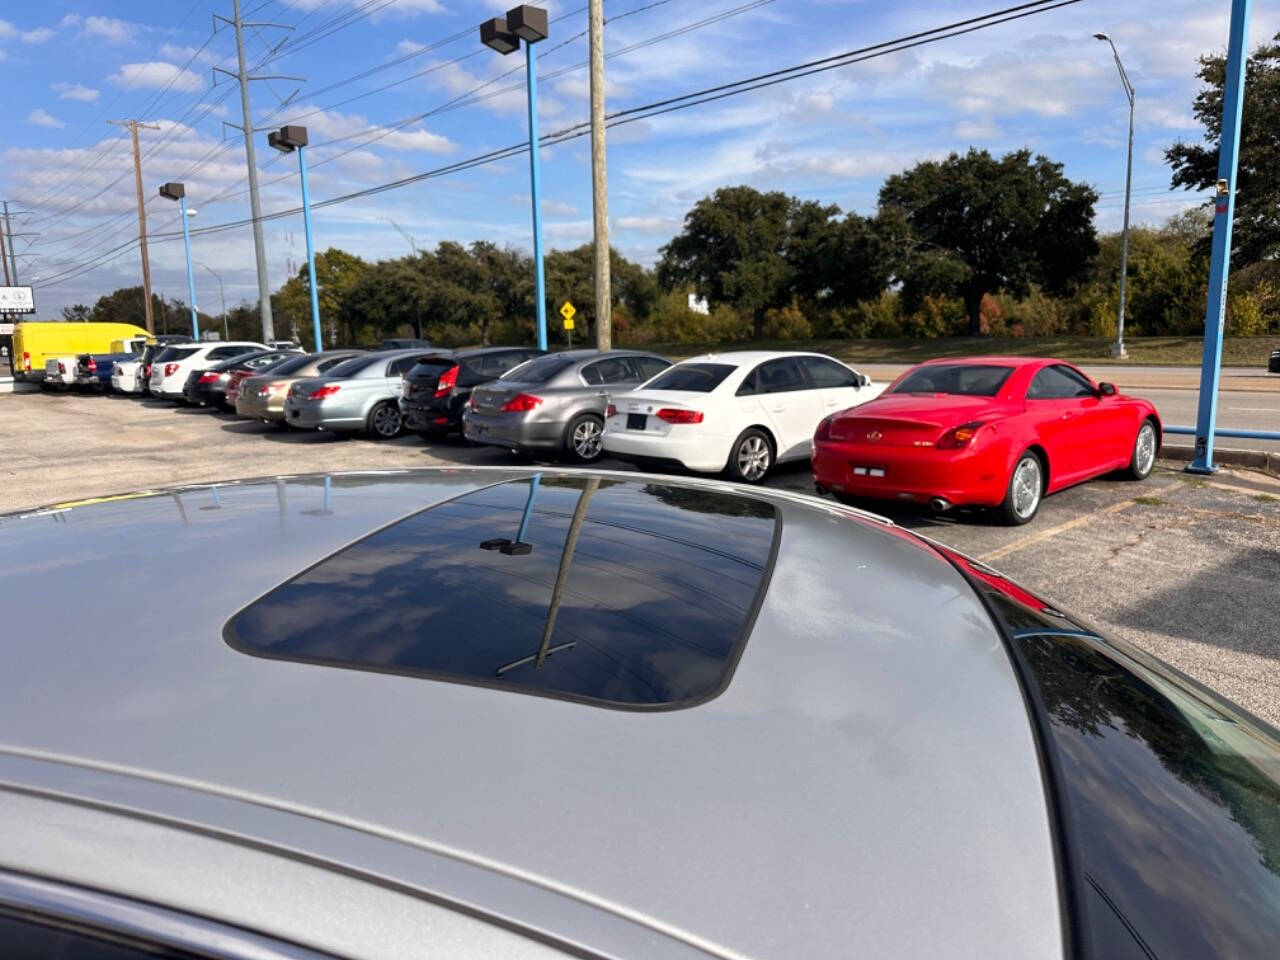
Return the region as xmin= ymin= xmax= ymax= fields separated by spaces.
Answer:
xmin=463 ymin=349 xmax=670 ymax=462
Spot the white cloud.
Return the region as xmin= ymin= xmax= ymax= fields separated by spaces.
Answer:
xmin=396 ymin=39 xmax=427 ymax=55
xmin=53 ymin=82 xmax=100 ymax=103
xmin=157 ymin=42 xmax=227 ymax=68
xmin=0 ymin=20 xmax=15 ymax=40
xmin=61 ymin=15 xmax=134 ymax=44
xmin=22 ymin=27 xmax=55 ymax=44
xmin=954 ymin=119 xmax=1000 ymax=140
xmin=26 ymin=108 xmax=64 ymax=129
xmin=109 ymin=62 xmax=204 ymax=93
xmin=616 ymin=216 xmax=680 ymax=233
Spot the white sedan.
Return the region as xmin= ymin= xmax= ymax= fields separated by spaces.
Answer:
xmin=603 ymin=351 xmax=883 ymax=483
xmin=111 ymin=356 xmax=144 ymax=394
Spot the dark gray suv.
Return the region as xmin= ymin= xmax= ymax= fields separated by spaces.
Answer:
xmin=463 ymin=349 xmax=670 ymax=462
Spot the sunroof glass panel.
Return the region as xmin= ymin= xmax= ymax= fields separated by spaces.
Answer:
xmin=225 ymin=476 xmax=779 ymax=709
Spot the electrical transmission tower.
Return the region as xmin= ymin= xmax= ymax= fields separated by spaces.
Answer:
xmin=213 ymin=0 xmax=301 ymax=344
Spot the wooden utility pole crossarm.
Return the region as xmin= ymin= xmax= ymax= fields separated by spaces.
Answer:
xmin=109 ymin=119 xmax=161 ymax=334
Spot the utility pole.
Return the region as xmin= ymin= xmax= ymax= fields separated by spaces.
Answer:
xmin=2 ymin=201 xmax=19 ymax=284
xmin=108 ymin=119 xmax=161 ymax=334
xmin=0 ymin=215 xmax=10 ymax=286
xmin=588 ymin=0 xmax=611 ymax=350
xmin=214 ymin=0 xmax=298 ymax=344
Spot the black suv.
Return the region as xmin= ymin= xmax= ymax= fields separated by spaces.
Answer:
xmin=400 ymin=346 xmax=544 ymax=439
xmin=1269 ymin=344 xmax=1279 ymax=374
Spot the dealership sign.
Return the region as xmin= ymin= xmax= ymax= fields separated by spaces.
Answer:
xmin=0 ymin=286 xmax=35 ymax=315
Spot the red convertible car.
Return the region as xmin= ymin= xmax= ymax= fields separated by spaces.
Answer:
xmin=811 ymin=357 xmax=1161 ymax=524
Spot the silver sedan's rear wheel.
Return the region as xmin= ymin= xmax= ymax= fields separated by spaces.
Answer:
xmin=726 ymin=429 xmax=773 ymax=484
xmin=1000 ymin=452 xmax=1043 ymax=525
xmin=566 ymin=414 xmax=604 ymax=463
xmin=367 ymin=401 xmax=403 ymax=440
xmin=1126 ymin=420 xmax=1158 ymax=480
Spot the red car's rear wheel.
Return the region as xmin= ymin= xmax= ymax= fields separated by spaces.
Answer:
xmin=999 ymin=452 xmax=1043 ymax=525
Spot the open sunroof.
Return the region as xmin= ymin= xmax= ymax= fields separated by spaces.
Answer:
xmin=224 ymin=476 xmax=780 ymax=710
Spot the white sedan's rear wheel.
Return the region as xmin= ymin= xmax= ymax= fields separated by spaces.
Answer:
xmin=725 ymin=429 xmax=773 ymax=484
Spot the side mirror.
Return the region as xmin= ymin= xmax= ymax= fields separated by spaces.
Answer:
xmin=858 ymin=373 xmax=871 ymax=388
xmin=1098 ymin=382 xmax=1117 ymax=397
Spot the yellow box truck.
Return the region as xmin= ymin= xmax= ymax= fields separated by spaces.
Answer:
xmin=13 ymin=322 xmax=150 ymax=382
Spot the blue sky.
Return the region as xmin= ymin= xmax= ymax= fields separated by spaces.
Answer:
xmin=2 ymin=0 xmax=1277 ymax=316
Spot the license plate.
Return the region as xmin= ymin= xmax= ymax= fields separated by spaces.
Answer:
xmin=627 ymin=413 xmax=647 ymax=431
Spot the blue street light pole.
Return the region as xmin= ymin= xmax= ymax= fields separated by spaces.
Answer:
xmin=482 ymin=7 xmax=550 ymax=352
xmin=525 ymin=42 xmax=548 ymax=351
xmin=1188 ymin=0 xmax=1253 ymax=474
xmin=268 ymin=125 xmax=323 ymax=351
xmin=161 ymin=183 xmax=199 ymax=339
xmin=179 ymin=195 xmax=200 ymax=340
xmin=296 ymin=145 xmax=324 ymax=353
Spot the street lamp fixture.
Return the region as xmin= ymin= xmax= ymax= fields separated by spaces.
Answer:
xmin=1095 ymin=31 xmax=1135 ymax=360
xmin=268 ymin=124 xmax=323 ymax=352
xmin=480 ymin=5 xmax=550 ymax=351
xmin=158 ymin=181 xmax=200 ymax=340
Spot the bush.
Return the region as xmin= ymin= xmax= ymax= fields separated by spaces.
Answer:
xmin=762 ymin=300 xmax=812 ymax=339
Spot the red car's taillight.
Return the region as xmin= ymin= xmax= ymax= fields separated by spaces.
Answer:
xmin=606 ymin=403 xmax=617 ymax=418
xmin=435 ymin=365 xmax=459 ymax=398
xmin=309 ymin=385 xmax=342 ymax=400
xmin=656 ymin=408 xmax=704 ymax=424
xmin=815 ymin=415 xmax=835 ymax=442
xmin=936 ymin=421 xmax=985 ymax=450
xmin=500 ymin=393 xmax=542 ymax=413
xmin=164 ymin=363 xmax=180 ymax=377
xmin=198 ymin=372 xmax=220 ymax=384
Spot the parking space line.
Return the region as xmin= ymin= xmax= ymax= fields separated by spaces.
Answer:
xmin=979 ymin=500 xmax=1136 ymax=565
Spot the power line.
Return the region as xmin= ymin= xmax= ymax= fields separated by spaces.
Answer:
xmin=33 ymin=0 xmax=1082 ymax=291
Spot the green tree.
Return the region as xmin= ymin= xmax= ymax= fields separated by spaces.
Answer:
xmin=658 ymin=186 xmax=797 ymax=339
xmin=276 ymin=248 xmax=369 ymax=349
xmin=1166 ymin=35 xmax=1280 ymax=264
xmin=89 ymin=287 xmax=168 ymax=327
xmin=60 ymin=304 xmax=91 ymax=322
xmin=879 ymin=148 xmax=1099 ymax=335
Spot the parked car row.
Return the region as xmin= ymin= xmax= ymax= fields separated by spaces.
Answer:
xmin=48 ymin=338 xmax=1160 ymax=524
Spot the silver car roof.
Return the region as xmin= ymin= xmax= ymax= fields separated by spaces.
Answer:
xmin=0 ymin=469 xmax=1060 ymax=959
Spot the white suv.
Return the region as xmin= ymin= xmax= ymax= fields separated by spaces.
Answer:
xmin=149 ymin=342 xmax=267 ymax=401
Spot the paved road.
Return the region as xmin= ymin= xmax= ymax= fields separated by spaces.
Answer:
xmin=4 ymin=390 xmax=1278 ymax=727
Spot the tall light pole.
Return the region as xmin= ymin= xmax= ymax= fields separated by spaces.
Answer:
xmin=159 ymin=182 xmax=200 ymax=340
xmin=1095 ymin=32 xmax=1134 ymax=360
xmin=202 ymin=264 xmax=228 ymax=340
xmin=1188 ymin=0 xmax=1254 ymax=473
xmin=268 ymin=125 xmax=323 ymax=352
xmin=481 ymin=6 xmax=549 ymax=352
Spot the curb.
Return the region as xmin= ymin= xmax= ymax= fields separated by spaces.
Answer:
xmin=1160 ymin=443 xmax=1280 ymax=477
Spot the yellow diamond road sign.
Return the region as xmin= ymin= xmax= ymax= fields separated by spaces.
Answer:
xmin=560 ymin=301 xmax=576 ymax=327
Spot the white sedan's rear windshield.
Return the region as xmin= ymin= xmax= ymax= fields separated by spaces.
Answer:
xmin=645 ymin=363 xmax=735 ymax=393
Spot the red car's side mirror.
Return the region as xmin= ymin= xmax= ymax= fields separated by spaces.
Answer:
xmin=1097 ymin=382 xmax=1117 ymax=397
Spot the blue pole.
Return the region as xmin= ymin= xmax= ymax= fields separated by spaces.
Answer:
xmin=526 ymin=41 xmax=548 ymax=352
xmin=1188 ymin=0 xmax=1253 ymax=474
xmin=180 ymin=195 xmax=199 ymax=340
xmin=516 ymin=474 xmax=541 ymax=544
xmin=297 ymin=145 xmax=324 ymax=352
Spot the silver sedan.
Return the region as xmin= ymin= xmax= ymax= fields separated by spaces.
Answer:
xmin=3 ymin=467 xmax=1279 ymax=958
xmin=282 ymin=348 xmax=426 ymax=438
xmin=463 ymin=349 xmax=671 ymax=462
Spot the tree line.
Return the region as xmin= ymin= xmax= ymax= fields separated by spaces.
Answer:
xmin=65 ymin=35 xmax=1280 ymax=347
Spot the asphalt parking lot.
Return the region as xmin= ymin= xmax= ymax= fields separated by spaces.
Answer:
xmin=5 ymin=388 xmax=1279 ymax=726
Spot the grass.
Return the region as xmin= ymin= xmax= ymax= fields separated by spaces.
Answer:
xmin=647 ymin=336 xmax=1277 ymax=367
xmin=1133 ymin=495 xmax=1171 ymax=507
xmin=1255 ymin=494 xmax=1278 ymax=503
xmin=1178 ymin=474 xmax=1209 ymax=488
